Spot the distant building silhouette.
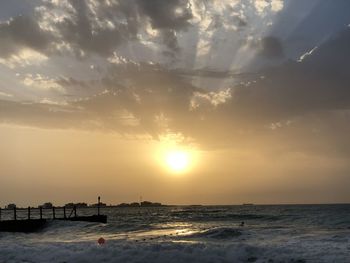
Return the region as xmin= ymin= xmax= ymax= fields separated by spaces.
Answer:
xmin=116 ymin=202 xmax=140 ymax=207
xmin=141 ymin=201 xmax=162 ymax=207
xmin=65 ymin=202 xmax=88 ymax=208
xmin=115 ymin=201 xmax=162 ymax=207
xmin=90 ymin=202 xmax=106 ymax=208
xmin=40 ymin=202 xmax=53 ymax=209
xmin=6 ymin=203 xmax=16 ymax=209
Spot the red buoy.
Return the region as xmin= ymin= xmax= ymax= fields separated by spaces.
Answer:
xmin=98 ymin=237 xmax=106 ymax=245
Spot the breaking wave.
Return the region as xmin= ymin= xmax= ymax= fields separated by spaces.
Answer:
xmin=184 ymin=227 xmax=243 ymax=240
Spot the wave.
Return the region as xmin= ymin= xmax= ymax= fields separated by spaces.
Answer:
xmin=184 ymin=227 xmax=243 ymax=240
xmin=171 ymin=210 xmax=282 ymax=222
xmin=0 ymin=238 xmax=316 ymax=263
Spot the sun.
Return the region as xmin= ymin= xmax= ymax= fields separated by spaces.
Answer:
xmin=155 ymin=134 xmax=198 ymax=174
xmin=165 ymin=150 xmax=190 ymax=173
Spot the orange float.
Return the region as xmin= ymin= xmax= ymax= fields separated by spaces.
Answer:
xmin=97 ymin=237 xmax=106 ymax=245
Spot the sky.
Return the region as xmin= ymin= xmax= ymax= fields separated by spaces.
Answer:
xmin=1 ymin=0 xmax=350 ymax=206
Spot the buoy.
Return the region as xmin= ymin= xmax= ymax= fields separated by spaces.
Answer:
xmin=98 ymin=237 xmax=106 ymax=245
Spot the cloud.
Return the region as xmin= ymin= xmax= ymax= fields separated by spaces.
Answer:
xmin=2 ymin=27 xmax=350 ymax=148
xmin=0 ymin=15 xmax=52 ymax=58
xmin=0 ymin=91 xmax=13 ymax=98
xmin=21 ymin=73 xmax=65 ymax=93
xmin=0 ymin=48 xmax=48 ymax=68
xmin=136 ymin=0 xmax=192 ymax=30
xmin=0 ymin=62 xmax=202 ymax=136
xmin=2 ymin=0 xmax=350 ymax=157
xmin=124 ymin=0 xmax=193 ymax=54
xmin=48 ymin=0 xmax=131 ymax=57
xmin=214 ymin=27 xmax=350 ymax=142
xmin=254 ymin=0 xmax=284 ymax=14
xmin=161 ymin=30 xmax=181 ymax=56
xmin=0 ymin=0 xmax=194 ymax=59
xmin=258 ymin=36 xmax=284 ymax=58
xmin=0 ymin=0 xmax=289 ymax=73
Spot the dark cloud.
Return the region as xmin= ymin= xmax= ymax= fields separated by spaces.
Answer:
xmin=258 ymin=36 xmax=284 ymax=58
xmin=236 ymin=17 xmax=247 ymax=27
xmin=135 ymin=0 xmax=192 ymax=54
xmin=235 ymin=28 xmax=350 ymax=123
xmin=161 ymin=30 xmax=181 ymax=56
xmin=0 ymin=0 xmax=194 ymax=58
xmin=51 ymin=0 xmax=131 ymax=57
xmin=0 ymin=15 xmax=52 ymax=57
xmin=136 ymin=0 xmax=192 ymax=30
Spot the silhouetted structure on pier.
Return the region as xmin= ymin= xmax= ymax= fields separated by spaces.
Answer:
xmin=0 ymin=197 xmax=107 ymax=232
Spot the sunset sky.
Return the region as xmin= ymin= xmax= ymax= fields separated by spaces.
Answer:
xmin=1 ymin=0 xmax=350 ymax=206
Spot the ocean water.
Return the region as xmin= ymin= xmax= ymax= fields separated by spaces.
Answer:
xmin=0 ymin=204 xmax=350 ymax=263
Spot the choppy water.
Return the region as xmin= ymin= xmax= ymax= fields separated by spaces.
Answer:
xmin=0 ymin=205 xmax=350 ymax=262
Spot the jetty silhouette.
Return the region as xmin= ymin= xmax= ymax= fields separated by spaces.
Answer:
xmin=0 ymin=196 xmax=107 ymax=232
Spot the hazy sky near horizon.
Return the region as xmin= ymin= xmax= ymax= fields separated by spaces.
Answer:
xmin=1 ymin=0 xmax=350 ymax=206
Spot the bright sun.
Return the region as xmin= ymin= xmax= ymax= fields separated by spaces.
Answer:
xmin=165 ymin=150 xmax=190 ymax=172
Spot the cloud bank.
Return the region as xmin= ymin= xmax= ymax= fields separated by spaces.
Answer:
xmin=1 ymin=0 xmax=350 ymax=155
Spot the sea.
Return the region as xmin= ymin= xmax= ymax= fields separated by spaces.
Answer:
xmin=0 ymin=204 xmax=349 ymax=263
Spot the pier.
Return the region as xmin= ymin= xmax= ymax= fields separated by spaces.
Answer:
xmin=0 ymin=197 xmax=107 ymax=232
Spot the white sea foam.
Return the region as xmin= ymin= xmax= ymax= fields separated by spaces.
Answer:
xmin=0 ymin=239 xmax=281 ymax=263
xmin=0 ymin=229 xmax=349 ymax=263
